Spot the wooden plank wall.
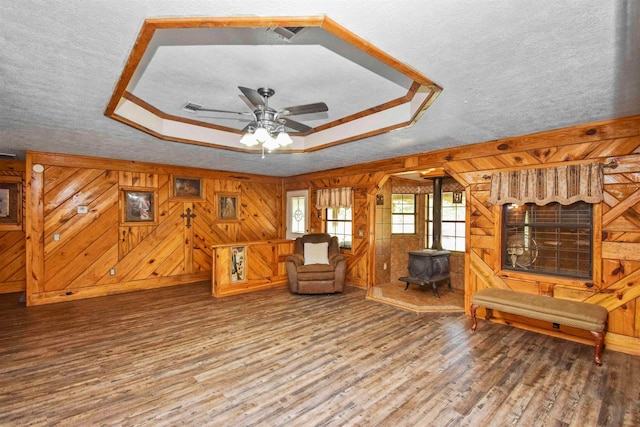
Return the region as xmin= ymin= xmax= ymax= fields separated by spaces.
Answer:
xmin=285 ymin=115 xmax=640 ymax=356
xmin=443 ymin=116 xmax=640 ymax=356
xmin=284 ymin=171 xmax=387 ymax=289
xmin=24 ymin=152 xmax=283 ymax=305
xmin=9 ymin=115 xmax=640 ymax=355
xmin=0 ymin=160 xmax=26 ymax=294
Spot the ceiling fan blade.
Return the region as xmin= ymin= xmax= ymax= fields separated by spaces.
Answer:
xmin=281 ymin=117 xmax=312 ymax=133
xmin=281 ymin=102 xmax=328 ymax=116
xmin=195 ymin=107 xmax=252 ymax=116
xmin=239 ymin=94 xmax=256 ymax=111
xmin=196 ymin=114 xmax=253 ymax=122
xmin=238 ymin=86 xmax=265 ymax=108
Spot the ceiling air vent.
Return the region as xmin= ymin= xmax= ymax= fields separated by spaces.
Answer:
xmin=182 ymin=102 xmax=203 ymax=112
xmin=269 ymin=26 xmax=307 ymax=41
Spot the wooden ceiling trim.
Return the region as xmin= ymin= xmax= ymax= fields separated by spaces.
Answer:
xmin=28 ymin=152 xmax=283 ymax=184
xmin=320 ymin=17 xmax=441 ymax=91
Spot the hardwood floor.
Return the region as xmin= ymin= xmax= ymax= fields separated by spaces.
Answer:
xmin=1 ymin=283 xmax=638 ymax=426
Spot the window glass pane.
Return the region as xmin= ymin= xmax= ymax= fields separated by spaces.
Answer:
xmin=291 ymin=196 xmax=306 ymax=234
xmin=392 ymin=194 xmax=416 ymax=234
xmin=326 ymin=207 xmax=352 ymax=249
xmin=426 ymin=191 xmax=466 ymax=252
xmin=442 ymin=236 xmax=456 ymax=250
xmin=441 ymin=222 xmax=456 ymax=236
xmin=503 ymin=202 xmax=592 ymax=278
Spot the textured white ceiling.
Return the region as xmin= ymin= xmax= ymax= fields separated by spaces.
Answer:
xmin=1 ymin=1 xmax=639 ymax=176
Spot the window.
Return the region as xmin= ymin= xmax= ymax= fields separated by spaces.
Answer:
xmin=290 ymin=196 xmax=306 ymax=234
xmin=286 ymin=190 xmax=308 ymax=239
xmin=326 ymin=207 xmax=352 ymax=249
xmin=502 ymin=202 xmax=592 ymax=278
xmin=392 ymin=194 xmax=416 ymax=234
xmin=426 ymin=191 xmax=466 ymax=251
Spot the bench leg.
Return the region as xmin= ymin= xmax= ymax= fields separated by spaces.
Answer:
xmin=470 ymin=303 xmax=479 ymax=332
xmin=485 ymin=308 xmax=493 ymax=321
xmin=590 ymin=330 xmax=605 ymax=366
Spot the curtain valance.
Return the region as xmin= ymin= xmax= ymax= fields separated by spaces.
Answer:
xmin=487 ymin=163 xmax=603 ymax=206
xmin=316 ymin=187 xmax=353 ymax=209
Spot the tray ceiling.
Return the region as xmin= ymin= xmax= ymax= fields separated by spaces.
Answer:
xmin=1 ymin=1 xmax=638 ymax=176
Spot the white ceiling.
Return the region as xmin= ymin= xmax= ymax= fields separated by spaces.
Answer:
xmin=2 ymin=1 xmax=639 ymax=177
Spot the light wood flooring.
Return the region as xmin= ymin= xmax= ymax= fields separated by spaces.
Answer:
xmin=1 ymin=282 xmax=639 ymax=426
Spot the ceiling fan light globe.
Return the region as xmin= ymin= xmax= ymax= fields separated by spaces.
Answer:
xmin=275 ymin=131 xmax=293 ymax=146
xmin=262 ymin=136 xmax=280 ymax=151
xmin=240 ymin=132 xmax=259 ymax=146
xmin=254 ymin=126 xmax=270 ymax=143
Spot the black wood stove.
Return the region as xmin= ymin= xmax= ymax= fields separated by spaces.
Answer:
xmin=399 ymin=249 xmax=451 ymax=298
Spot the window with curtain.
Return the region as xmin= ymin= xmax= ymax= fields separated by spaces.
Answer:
xmin=426 ymin=191 xmax=466 ymax=251
xmin=317 ymin=187 xmax=353 ymax=250
xmin=488 ymin=164 xmax=600 ymax=279
xmin=392 ymin=194 xmax=416 ymax=234
xmin=326 ymin=207 xmax=352 ymax=249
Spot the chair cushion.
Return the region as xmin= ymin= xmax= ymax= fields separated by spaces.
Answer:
xmin=304 ymin=242 xmax=329 ymax=265
xmin=297 ymin=263 xmax=336 ymax=281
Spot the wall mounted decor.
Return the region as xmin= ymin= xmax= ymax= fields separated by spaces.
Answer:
xmin=217 ymin=193 xmax=240 ymax=221
xmin=121 ymin=188 xmax=158 ymax=225
xmin=171 ymin=176 xmax=204 ymax=201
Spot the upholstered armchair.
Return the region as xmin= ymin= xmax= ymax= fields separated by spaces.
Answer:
xmin=286 ymin=233 xmax=347 ymax=294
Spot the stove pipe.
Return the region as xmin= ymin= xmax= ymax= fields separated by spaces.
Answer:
xmin=431 ymin=177 xmax=443 ymax=250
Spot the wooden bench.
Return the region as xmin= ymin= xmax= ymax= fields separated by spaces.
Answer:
xmin=470 ymin=288 xmax=608 ymax=365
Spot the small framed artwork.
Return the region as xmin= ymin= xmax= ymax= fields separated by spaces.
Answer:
xmin=230 ymin=246 xmax=246 ymax=282
xmin=171 ymin=176 xmax=204 ymax=201
xmin=121 ymin=188 xmax=158 ymax=225
xmin=0 ymin=176 xmax=22 ymax=230
xmin=217 ymin=193 xmax=240 ymax=221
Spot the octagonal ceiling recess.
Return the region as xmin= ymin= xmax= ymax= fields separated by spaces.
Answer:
xmin=105 ymin=16 xmax=442 ymax=154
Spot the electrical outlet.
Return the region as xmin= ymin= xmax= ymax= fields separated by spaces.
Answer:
xmin=109 ymin=268 xmax=116 ymax=276
xmin=53 ymin=233 xmax=60 ymax=241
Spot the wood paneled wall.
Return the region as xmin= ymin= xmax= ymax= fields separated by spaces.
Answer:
xmin=285 ymin=115 xmax=640 ymax=356
xmin=0 ymin=160 xmax=25 ymax=294
xmin=444 ymin=116 xmax=640 ymax=356
xmin=284 ymin=171 xmax=387 ymax=289
xmin=25 ymin=152 xmax=282 ymax=305
xmin=7 ymin=115 xmax=640 ymax=355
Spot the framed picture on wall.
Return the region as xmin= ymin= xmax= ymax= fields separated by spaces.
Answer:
xmin=0 ymin=176 xmax=22 ymax=231
xmin=170 ymin=176 xmax=204 ymax=201
xmin=217 ymin=193 xmax=240 ymax=221
xmin=230 ymin=246 xmax=246 ymax=282
xmin=121 ymin=188 xmax=158 ymax=225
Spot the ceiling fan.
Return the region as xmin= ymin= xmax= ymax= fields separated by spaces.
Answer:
xmin=183 ymin=86 xmax=328 ymax=135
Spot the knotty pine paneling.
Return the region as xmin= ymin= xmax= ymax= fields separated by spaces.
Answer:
xmin=449 ymin=117 xmax=640 ymax=356
xmin=284 ymin=114 xmax=640 ymax=356
xmin=25 ymin=152 xmax=283 ymax=305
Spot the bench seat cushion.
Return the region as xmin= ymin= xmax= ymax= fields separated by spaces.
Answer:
xmin=472 ymin=288 xmax=607 ymax=332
